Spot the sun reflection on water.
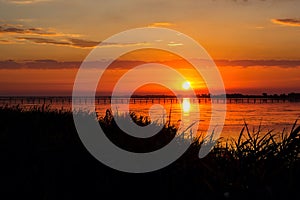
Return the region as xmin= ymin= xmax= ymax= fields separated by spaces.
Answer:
xmin=182 ymin=98 xmax=191 ymax=113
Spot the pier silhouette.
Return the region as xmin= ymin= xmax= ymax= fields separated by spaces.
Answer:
xmin=0 ymin=93 xmax=299 ymax=106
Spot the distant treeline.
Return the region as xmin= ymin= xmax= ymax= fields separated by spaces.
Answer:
xmin=224 ymin=92 xmax=300 ymax=100
xmin=131 ymin=93 xmax=300 ymax=101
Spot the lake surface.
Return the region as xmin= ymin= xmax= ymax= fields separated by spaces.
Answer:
xmin=1 ymin=97 xmax=299 ymax=140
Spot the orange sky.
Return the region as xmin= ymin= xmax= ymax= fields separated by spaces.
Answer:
xmin=0 ymin=0 xmax=299 ymax=95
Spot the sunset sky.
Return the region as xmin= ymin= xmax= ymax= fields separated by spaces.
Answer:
xmin=0 ymin=0 xmax=300 ymax=95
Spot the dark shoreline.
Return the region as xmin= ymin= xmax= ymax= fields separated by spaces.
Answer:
xmin=0 ymin=107 xmax=300 ymax=199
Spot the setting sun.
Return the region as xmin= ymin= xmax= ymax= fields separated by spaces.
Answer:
xmin=182 ymin=81 xmax=191 ymax=90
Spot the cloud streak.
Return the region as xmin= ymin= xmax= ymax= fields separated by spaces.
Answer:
xmin=215 ymin=59 xmax=300 ymax=68
xmin=0 ymin=23 xmax=147 ymax=49
xmin=16 ymin=37 xmax=146 ymax=48
xmin=0 ymin=60 xmax=80 ymax=69
xmin=16 ymin=36 xmax=100 ymax=48
xmin=0 ymin=26 xmax=55 ymax=35
xmin=68 ymin=38 xmax=99 ymax=48
xmin=0 ymin=39 xmax=12 ymax=44
xmin=148 ymin=22 xmax=175 ymax=27
xmin=3 ymin=0 xmax=51 ymax=4
xmin=0 ymin=24 xmax=81 ymax=37
xmin=271 ymin=18 xmax=300 ymax=27
xmin=1 ymin=59 xmax=300 ymax=70
xmin=0 ymin=23 xmax=102 ymax=48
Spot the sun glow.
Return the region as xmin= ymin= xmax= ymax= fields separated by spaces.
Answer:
xmin=182 ymin=81 xmax=191 ymax=90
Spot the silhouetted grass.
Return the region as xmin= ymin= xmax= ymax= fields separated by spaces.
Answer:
xmin=0 ymin=106 xmax=300 ymax=200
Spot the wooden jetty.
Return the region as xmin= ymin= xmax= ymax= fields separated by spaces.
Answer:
xmin=0 ymin=96 xmax=297 ymax=106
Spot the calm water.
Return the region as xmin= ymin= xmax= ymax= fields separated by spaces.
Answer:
xmin=1 ymin=97 xmax=300 ymax=140
xmin=96 ymin=99 xmax=300 ymax=140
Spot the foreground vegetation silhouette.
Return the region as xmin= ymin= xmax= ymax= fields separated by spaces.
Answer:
xmin=0 ymin=106 xmax=300 ymax=199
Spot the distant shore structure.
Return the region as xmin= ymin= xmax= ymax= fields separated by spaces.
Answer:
xmin=0 ymin=93 xmax=299 ymax=105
